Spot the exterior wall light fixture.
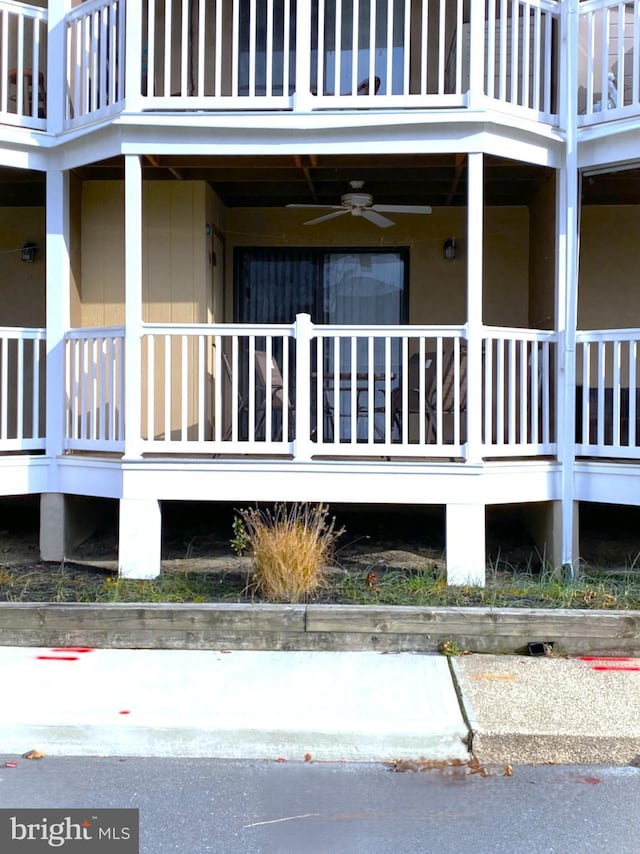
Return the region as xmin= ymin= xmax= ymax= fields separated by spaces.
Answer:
xmin=443 ymin=238 xmax=456 ymax=261
xmin=21 ymin=242 xmax=38 ymax=263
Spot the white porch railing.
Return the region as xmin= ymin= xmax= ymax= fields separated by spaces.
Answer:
xmin=59 ymin=318 xmax=559 ymax=461
xmin=0 ymin=0 xmax=47 ymax=130
xmin=64 ymin=327 xmax=125 ymax=451
xmin=575 ymin=328 xmax=640 ymax=457
xmin=482 ymin=327 xmax=556 ymax=455
xmin=578 ymin=0 xmax=640 ymax=126
xmin=310 ymin=324 xmax=468 ymax=457
xmin=0 ymin=326 xmax=45 ymax=451
xmin=60 ymin=0 xmax=561 ymax=127
xmin=140 ymin=322 xmax=295 ymax=454
xmin=7 ymin=1 xmax=640 ymax=133
xmin=64 ymin=0 xmax=125 ymax=128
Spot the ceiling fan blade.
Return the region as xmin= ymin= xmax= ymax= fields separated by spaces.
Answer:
xmin=303 ymin=209 xmax=351 ymax=226
xmin=286 ymin=204 xmax=344 ymax=211
xmin=360 ymin=209 xmax=396 ymax=228
xmin=371 ymin=204 xmax=433 ymax=215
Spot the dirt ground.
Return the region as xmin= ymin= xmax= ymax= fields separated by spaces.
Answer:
xmin=2 ymin=497 xmax=640 ymax=578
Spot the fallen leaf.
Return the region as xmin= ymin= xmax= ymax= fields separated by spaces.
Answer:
xmin=275 ymin=757 xmax=286 ymax=763
xmin=304 ymin=753 xmax=312 ymax=762
xmin=503 ymin=765 xmax=513 ymax=776
xmin=22 ymin=749 xmax=45 ymax=760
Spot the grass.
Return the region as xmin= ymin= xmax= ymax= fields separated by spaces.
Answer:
xmin=2 ymin=559 xmax=640 ymax=609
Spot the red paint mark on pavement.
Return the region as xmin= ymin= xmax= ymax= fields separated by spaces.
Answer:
xmin=50 ymin=647 xmax=94 ymax=654
xmin=579 ymin=656 xmax=640 ymax=672
xmin=574 ymin=775 xmax=603 ymax=785
xmin=591 ymin=665 xmax=640 ymax=672
xmin=118 ymin=710 xmax=131 ymax=715
xmin=35 ymin=647 xmax=95 ymax=661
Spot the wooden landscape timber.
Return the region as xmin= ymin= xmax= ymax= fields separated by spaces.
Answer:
xmin=1 ymin=603 xmax=639 ymax=655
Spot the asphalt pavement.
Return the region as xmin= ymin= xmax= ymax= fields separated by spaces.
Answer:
xmin=1 ymin=646 xmax=640 ymax=766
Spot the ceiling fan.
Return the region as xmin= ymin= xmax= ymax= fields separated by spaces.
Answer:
xmin=286 ymin=180 xmax=432 ymax=228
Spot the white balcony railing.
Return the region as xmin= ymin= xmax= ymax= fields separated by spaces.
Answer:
xmin=64 ymin=0 xmax=125 ymax=126
xmin=578 ymin=0 xmax=640 ymax=126
xmin=483 ymin=327 xmax=556 ymax=455
xmin=58 ymin=0 xmax=561 ymax=129
xmin=0 ymin=326 xmax=45 ymax=451
xmin=0 ymin=0 xmax=47 ymax=130
xmin=6 ymin=1 xmax=640 ymax=133
xmin=64 ymin=327 xmax=125 ymax=452
xmin=575 ymin=328 xmax=640 ymax=458
xmin=60 ymin=319 xmax=558 ymax=461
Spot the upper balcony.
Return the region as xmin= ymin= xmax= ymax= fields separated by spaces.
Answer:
xmin=0 ymin=0 xmax=638 ymax=139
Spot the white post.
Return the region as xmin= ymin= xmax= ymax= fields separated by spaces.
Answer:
xmin=45 ymin=169 xmax=70 ymax=470
xmin=446 ymin=503 xmax=486 ymax=586
xmin=294 ymin=313 xmax=313 ymax=461
xmin=123 ymin=155 xmax=143 ymax=459
xmin=47 ymin=0 xmax=68 ymax=134
xmin=41 ymin=169 xmax=71 ymax=561
xmin=467 ymin=0 xmax=486 ymax=109
xmin=119 ymin=498 xmax=161 ymax=578
xmin=293 ymin=2 xmax=313 ymax=110
xmin=125 ymin=0 xmax=143 ymax=111
xmin=555 ymin=0 xmax=580 ymax=576
xmin=466 ymin=151 xmax=484 ymax=465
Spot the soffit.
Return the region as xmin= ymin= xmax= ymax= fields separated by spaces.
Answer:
xmin=1 ymin=156 xmax=638 ymax=207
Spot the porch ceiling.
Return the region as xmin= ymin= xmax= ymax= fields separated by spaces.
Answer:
xmin=73 ymin=154 xmax=549 ymax=208
xmin=1 ymin=157 xmax=639 ymax=207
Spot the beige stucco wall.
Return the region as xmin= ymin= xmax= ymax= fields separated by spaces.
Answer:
xmin=0 ymin=207 xmax=45 ymax=327
xmin=225 ymin=205 xmax=531 ymax=327
xmin=578 ymin=206 xmax=640 ymax=330
xmin=528 ymin=173 xmax=556 ymax=330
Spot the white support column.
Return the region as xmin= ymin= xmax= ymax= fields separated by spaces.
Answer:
xmin=41 ymin=169 xmax=70 ymax=561
xmin=293 ymin=313 xmax=313 ymax=460
xmin=466 ymin=151 xmax=484 ymax=465
xmin=45 ymin=169 xmax=70 ymax=466
xmin=123 ymin=155 xmax=143 ymax=459
xmin=47 ymin=0 xmax=68 ymax=134
xmin=555 ymin=0 xmax=580 ymax=575
xmin=446 ymin=503 xmax=486 ymax=586
xmin=119 ymin=498 xmax=161 ymax=578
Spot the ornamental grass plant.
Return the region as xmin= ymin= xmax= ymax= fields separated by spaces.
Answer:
xmin=232 ymin=503 xmax=344 ymax=603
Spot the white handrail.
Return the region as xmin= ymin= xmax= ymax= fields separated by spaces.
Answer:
xmin=0 ymin=326 xmax=45 ymax=451
xmin=0 ymin=1 xmax=47 ymax=130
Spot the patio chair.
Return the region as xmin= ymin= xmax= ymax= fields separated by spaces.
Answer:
xmin=391 ymin=352 xmax=435 ymax=440
xmin=425 ymin=343 xmax=467 ymax=444
xmin=222 ymin=350 xmax=293 ymax=442
xmin=254 ymin=350 xmax=295 ymax=441
xmin=392 ymin=344 xmax=467 ymax=444
xmin=311 ymin=76 xmax=381 ymax=97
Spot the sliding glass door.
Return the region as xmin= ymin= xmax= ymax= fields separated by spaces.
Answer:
xmin=235 ymin=247 xmax=408 ymax=441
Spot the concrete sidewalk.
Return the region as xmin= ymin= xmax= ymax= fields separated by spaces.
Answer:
xmin=0 ymin=647 xmax=468 ymax=762
xmin=453 ymin=652 xmax=640 ymax=765
xmin=2 ymin=646 xmax=640 ymax=765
